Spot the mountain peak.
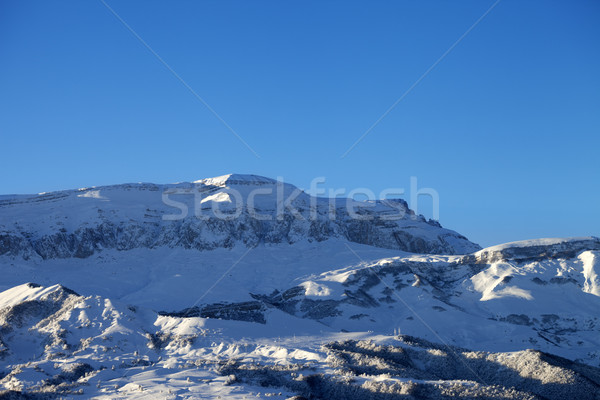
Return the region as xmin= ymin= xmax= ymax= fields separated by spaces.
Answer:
xmin=193 ymin=174 xmax=278 ymax=187
xmin=0 ymin=173 xmax=482 ymax=258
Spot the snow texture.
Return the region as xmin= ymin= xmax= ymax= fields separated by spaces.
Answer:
xmin=0 ymin=175 xmax=599 ymax=399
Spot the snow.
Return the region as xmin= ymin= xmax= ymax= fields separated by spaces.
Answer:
xmin=0 ymin=174 xmax=481 ymax=256
xmin=580 ymin=251 xmax=600 ymax=296
xmin=0 ymin=283 xmax=69 ymax=308
xmin=470 ymin=262 xmax=534 ymax=301
xmin=77 ymin=190 xmax=107 ymax=200
xmin=194 ymin=173 xmax=278 ymax=187
xmin=200 ymin=191 xmax=234 ymax=204
xmin=0 ymin=175 xmax=599 ymax=398
xmin=477 ymin=236 xmax=598 ymax=253
xmin=299 ymin=281 xmax=332 ymax=297
xmin=1 ymin=255 xmax=599 ymax=398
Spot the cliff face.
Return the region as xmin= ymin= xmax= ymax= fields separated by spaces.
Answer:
xmin=0 ymin=174 xmax=480 ymax=259
xmin=469 ymin=237 xmax=600 ymax=264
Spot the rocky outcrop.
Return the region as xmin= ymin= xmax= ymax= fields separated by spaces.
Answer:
xmin=468 ymin=237 xmax=600 ymax=264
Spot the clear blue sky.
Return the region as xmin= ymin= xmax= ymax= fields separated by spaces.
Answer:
xmin=1 ymin=0 xmax=599 ymax=247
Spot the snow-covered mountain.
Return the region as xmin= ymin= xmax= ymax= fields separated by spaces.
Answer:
xmin=0 ymin=175 xmax=599 ymax=399
xmin=0 ymin=174 xmax=479 ymax=259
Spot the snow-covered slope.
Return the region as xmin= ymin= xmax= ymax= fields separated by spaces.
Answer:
xmin=1 ymin=236 xmax=600 ymax=398
xmin=0 ymin=176 xmax=599 ymax=399
xmin=0 ymin=174 xmax=480 ymax=259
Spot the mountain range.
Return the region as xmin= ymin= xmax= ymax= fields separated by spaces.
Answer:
xmin=0 ymin=174 xmax=598 ymax=399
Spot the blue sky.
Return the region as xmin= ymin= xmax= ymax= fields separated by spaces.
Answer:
xmin=1 ymin=0 xmax=598 ymax=247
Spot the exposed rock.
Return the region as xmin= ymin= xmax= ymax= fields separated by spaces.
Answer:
xmin=470 ymin=237 xmax=600 ymax=264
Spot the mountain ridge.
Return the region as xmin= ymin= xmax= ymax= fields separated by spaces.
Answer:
xmin=0 ymin=174 xmax=480 ymax=259
xmin=1 ymin=175 xmax=599 ymax=398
